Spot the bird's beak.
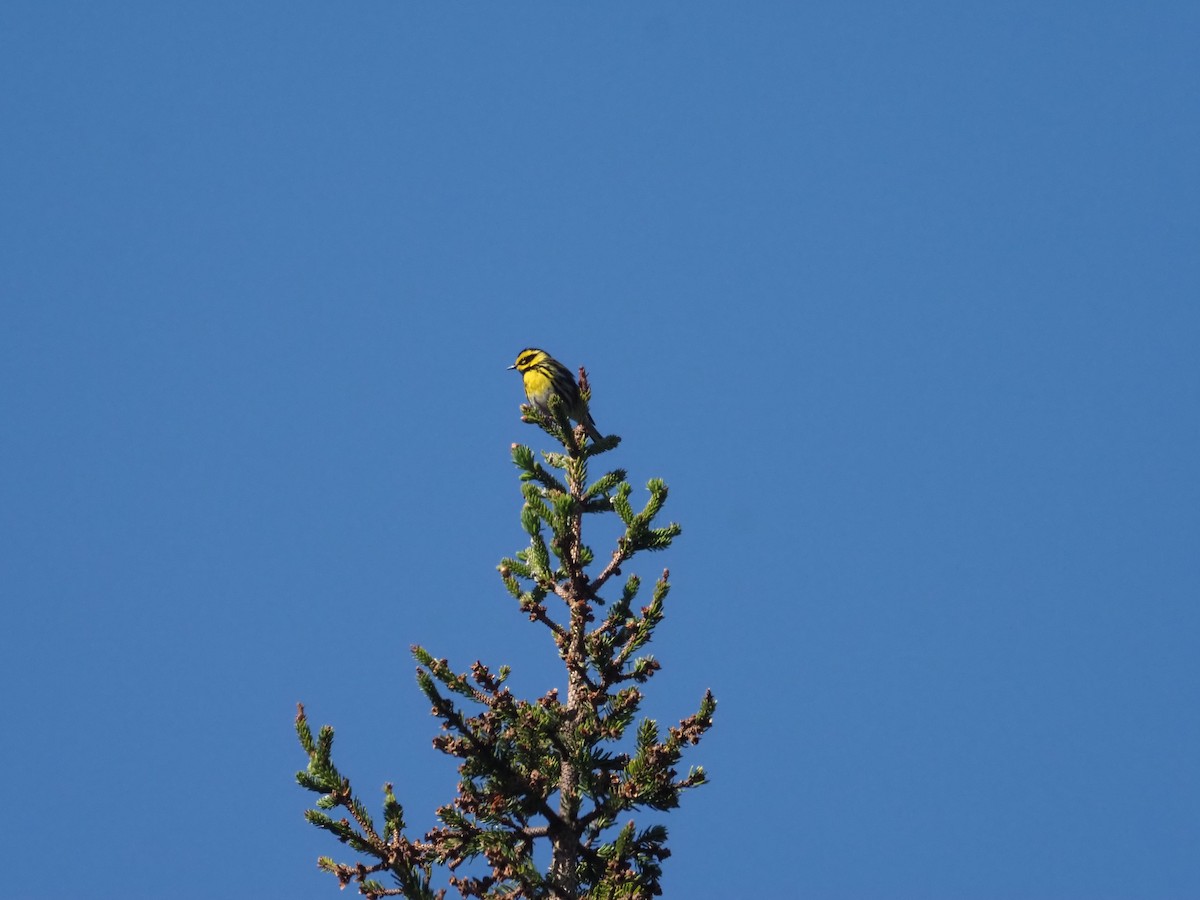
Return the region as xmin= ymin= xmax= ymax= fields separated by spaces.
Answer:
xmin=507 ymin=364 xmax=517 ymax=370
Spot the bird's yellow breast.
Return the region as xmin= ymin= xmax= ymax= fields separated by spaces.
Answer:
xmin=521 ymin=366 xmax=555 ymax=403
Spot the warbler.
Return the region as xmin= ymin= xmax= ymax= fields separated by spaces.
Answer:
xmin=510 ymin=348 xmax=604 ymax=442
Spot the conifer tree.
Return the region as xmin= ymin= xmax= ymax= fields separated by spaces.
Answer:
xmin=295 ymin=366 xmax=715 ymax=899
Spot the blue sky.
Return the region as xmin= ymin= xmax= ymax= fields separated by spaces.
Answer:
xmin=2 ymin=3 xmax=1197 ymax=898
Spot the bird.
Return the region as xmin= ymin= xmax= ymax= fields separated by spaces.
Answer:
xmin=509 ymin=348 xmax=604 ymax=443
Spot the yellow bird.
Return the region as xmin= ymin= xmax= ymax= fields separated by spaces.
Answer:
xmin=509 ymin=348 xmax=604 ymax=442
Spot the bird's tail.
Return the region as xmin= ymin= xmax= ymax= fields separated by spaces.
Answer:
xmin=582 ymin=412 xmax=604 ymax=444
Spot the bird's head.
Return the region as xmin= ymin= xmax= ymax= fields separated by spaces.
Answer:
xmin=510 ymin=348 xmax=548 ymax=373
